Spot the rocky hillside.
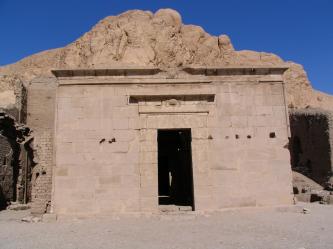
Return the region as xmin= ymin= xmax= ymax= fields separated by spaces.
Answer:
xmin=0 ymin=9 xmax=332 ymax=109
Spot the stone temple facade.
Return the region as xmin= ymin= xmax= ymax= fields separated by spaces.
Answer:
xmin=25 ymin=65 xmax=294 ymax=216
xmin=7 ymin=8 xmax=333 ymax=216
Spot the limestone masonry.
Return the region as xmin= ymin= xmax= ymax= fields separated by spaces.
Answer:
xmin=51 ymin=66 xmax=292 ymax=214
xmin=0 ymin=9 xmax=332 ymax=215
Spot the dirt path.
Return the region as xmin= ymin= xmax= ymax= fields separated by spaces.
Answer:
xmin=0 ymin=203 xmax=332 ymax=249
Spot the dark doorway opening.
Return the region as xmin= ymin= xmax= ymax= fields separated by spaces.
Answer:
xmin=157 ymin=129 xmax=194 ymax=210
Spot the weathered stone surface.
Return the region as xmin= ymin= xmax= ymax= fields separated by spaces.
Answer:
xmin=0 ymin=75 xmax=26 ymax=120
xmin=21 ymin=215 xmax=41 ymax=223
xmin=42 ymin=213 xmax=57 ymax=223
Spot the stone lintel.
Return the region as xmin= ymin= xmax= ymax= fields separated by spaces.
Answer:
xmin=129 ymin=94 xmax=215 ymax=104
xmin=138 ymin=105 xmax=210 ymax=114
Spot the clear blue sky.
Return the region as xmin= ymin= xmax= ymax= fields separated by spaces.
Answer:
xmin=0 ymin=0 xmax=332 ymax=94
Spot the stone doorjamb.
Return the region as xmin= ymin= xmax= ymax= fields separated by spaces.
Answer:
xmin=138 ymin=113 xmax=211 ymax=212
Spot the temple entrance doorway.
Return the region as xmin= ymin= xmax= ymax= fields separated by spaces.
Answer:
xmin=157 ymin=129 xmax=194 ymax=211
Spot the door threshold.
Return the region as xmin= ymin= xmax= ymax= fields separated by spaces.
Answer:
xmin=159 ymin=205 xmax=193 ymax=213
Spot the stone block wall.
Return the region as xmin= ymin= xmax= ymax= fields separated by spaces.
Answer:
xmin=210 ymin=81 xmax=292 ymax=208
xmin=52 ymin=69 xmax=293 ymax=215
xmin=290 ymin=109 xmax=333 ymax=186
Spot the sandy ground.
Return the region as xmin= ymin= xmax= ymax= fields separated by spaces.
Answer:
xmin=0 ymin=203 xmax=333 ymax=249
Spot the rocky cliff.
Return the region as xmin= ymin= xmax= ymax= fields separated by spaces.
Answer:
xmin=0 ymin=9 xmax=332 ymax=110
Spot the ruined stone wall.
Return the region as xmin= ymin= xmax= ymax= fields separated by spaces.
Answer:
xmin=27 ymin=78 xmax=56 ymax=214
xmin=52 ymin=71 xmax=293 ymax=215
xmin=0 ymin=112 xmax=32 ymax=209
xmin=290 ymin=109 xmax=333 ymax=186
xmin=0 ymin=135 xmax=14 ymax=208
xmin=0 ymin=75 xmax=28 ymax=208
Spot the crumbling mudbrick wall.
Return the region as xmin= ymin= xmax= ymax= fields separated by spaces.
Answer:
xmin=0 ymin=75 xmax=28 ymax=209
xmin=0 ymin=134 xmax=15 ymax=209
xmin=0 ymin=112 xmax=32 ymax=209
xmin=27 ymin=78 xmax=56 ymax=214
xmin=290 ymin=108 xmax=333 ymax=186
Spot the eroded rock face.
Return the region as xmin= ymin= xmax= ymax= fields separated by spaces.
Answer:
xmin=0 ymin=75 xmax=26 ymax=120
xmin=0 ymin=8 xmax=332 ymax=109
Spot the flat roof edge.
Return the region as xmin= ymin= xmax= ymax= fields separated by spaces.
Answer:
xmin=51 ymin=65 xmax=289 ymax=78
xmin=51 ymin=67 xmax=162 ymax=78
xmin=182 ymin=65 xmax=289 ymax=76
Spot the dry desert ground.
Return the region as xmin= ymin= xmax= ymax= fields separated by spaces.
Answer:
xmin=1 ymin=202 xmax=333 ymax=249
